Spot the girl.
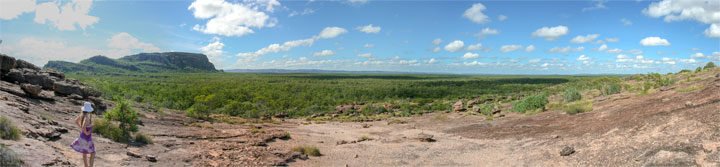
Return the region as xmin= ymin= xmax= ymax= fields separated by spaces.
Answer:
xmin=71 ymin=102 xmax=96 ymax=167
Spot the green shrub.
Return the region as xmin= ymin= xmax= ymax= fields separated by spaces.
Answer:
xmin=510 ymin=94 xmax=548 ymax=113
xmin=0 ymin=117 xmax=22 ymax=141
xmin=565 ymin=103 xmax=592 ymax=115
xmin=281 ymin=132 xmax=291 ymax=140
xmin=477 ymin=103 xmax=497 ymax=116
xmin=292 ymin=146 xmax=321 ymax=156
xmin=695 ymin=67 xmax=703 ymax=73
xmin=249 ymin=127 xmax=264 ymax=133
xmin=360 ymin=136 xmax=373 ymax=141
xmin=387 ymin=119 xmax=408 ymax=125
xmin=678 ymin=69 xmax=692 ymax=73
xmin=92 ymin=119 xmax=126 ymax=142
xmin=704 ymin=62 xmax=716 ymax=70
xmin=104 ymin=99 xmax=139 ymax=139
xmin=0 ymin=144 xmax=23 ymax=166
xmin=134 ymin=133 xmax=153 ymax=144
xmin=602 ymin=84 xmax=622 ymax=95
xmin=563 ymin=89 xmax=582 ymax=102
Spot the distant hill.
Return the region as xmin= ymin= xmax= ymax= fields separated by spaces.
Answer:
xmin=226 ymin=69 xmax=430 ymax=74
xmin=44 ymin=52 xmax=218 ymax=73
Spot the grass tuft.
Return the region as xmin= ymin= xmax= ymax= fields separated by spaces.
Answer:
xmin=292 ymin=146 xmax=321 ymax=156
xmin=134 ymin=133 xmax=153 ymax=144
xmin=0 ymin=117 xmax=22 ymax=141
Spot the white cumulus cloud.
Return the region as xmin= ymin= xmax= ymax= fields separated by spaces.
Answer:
xmin=431 ymin=38 xmax=443 ymax=45
xmin=498 ymin=15 xmax=507 ymax=21
xmin=357 ymin=53 xmax=372 ymax=58
xmin=570 ymin=34 xmax=599 ymax=43
xmin=188 ymin=0 xmax=280 ymax=37
xmin=312 ymin=50 xmax=336 ymax=57
xmin=639 ymin=37 xmax=671 ymax=46
xmin=704 ymin=24 xmax=720 ymax=38
xmin=461 ymin=52 xmax=480 ymax=60
xmin=576 ymin=55 xmax=590 ymax=61
xmin=525 ymin=45 xmax=536 ymax=52
xmin=444 ymin=40 xmax=464 ymax=52
xmin=34 ymin=0 xmax=99 ymax=31
xmin=548 ymin=46 xmax=585 ymax=53
xmin=0 ymin=0 xmax=35 ymax=20
xmin=107 ymin=32 xmax=161 ymax=53
xmin=532 ymin=25 xmax=569 ymax=41
xmin=355 ymin=24 xmax=381 ymax=34
xmin=318 ymin=27 xmax=348 ymax=39
xmin=500 ymin=45 xmax=523 ymax=52
xmin=463 ymin=3 xmax=490 ymax=24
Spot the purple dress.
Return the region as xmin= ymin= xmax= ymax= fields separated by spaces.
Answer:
xmin=70 ymin=118 xmax=95 ymax=154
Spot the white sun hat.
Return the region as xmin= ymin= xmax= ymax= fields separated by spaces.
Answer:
xmin=82 ymin=102 xmax=94 ymax=112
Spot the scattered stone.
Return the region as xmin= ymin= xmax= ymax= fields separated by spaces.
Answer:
xmin=345 ymin=164 xmax=349 ymax=167
xmin=415 ymin=133 xmax=435 ymax=142
xmin=336 ymin=140 xmax=349 ymax=145
xmin=452 ymin=100 xmax=465 ymax=112
xmin=127 ymin=151 xmax=143 ymax=158
xmin=647 ymin=150 xmax=694 ymax=166
xmin=25 ymin=143 xmax=30 ymax=146
xmin=21 ymin=83 xmax=42 ymax=97
xmin=492 ymin=105 xmax=501 ymax=114
xmin=551 ymin=135 xmax=560 ymax=139
xmin=354 ymin=154 xmax=358 ymax=158
xmin=273 ymin=113 xmax=289 ymax=118
xmin=362 ymin=123 xmax=371 ymax=128
xmin=560 ymin=146 xmax=575 ymax=156
xmin=146 ymin=155 xmax=158 ymax=162
xmin=466 ymin=99 xmax=478 ymax=108
xmin=68 ymin=94 xmax=84 ymax=100
xmin=685 ymin=101 xmax=693 ymax=107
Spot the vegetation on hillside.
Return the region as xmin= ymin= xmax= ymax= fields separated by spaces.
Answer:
xmin=0 ymin=116 xmax=22 ymax=141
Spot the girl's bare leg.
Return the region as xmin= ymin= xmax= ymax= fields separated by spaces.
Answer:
xmin=83 ymin=153 xmax=88 ymax=167
xmin=89 ymin=153 xmax=95 ymax=167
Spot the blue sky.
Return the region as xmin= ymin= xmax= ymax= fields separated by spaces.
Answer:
xmin=1 ymin=0 xmax=718 ymax=74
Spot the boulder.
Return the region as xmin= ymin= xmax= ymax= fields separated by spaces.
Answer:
xmin=415 ymin=133 xmax=435 ymax=142
xmin=21 ymin=84 xmax=42 ymax=98
xmin=0 ymin=53 xmax=16 ymax=75
xmin=53 ymin=81 xmax=84 ymax=97
xmin=42 ymin=70 xmax=65 ymax=79
xmin=273 ymin=113 xmax=289 ymax=118
xmin=466 ymin=99 xmax=478 ymax=108
xmin=6 ymin=69 xmax=25 ymax=83
xmin=145 ymin=155 xmax=157 ymax=162
xmin=560 ymin=146 xmax=575 ymax=156
xmin=25 ymin=72 xmax=55 ymax=90
xmin=452 ymin=100 xmax=465 ymax=112
xmin=127 ymin=151 xmax=143 ymax=158
xmin=492 ymin=105 xmax=501 ymax=114
xmin=14 ymin=59 xmax=40 ymax=70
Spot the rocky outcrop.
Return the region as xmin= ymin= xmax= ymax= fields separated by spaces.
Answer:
xmin=453 ymin=100 xmax=465 ymax=112
xmin=1 ymin=54 xmax=103 ymax=103
xmin=21 ymin=84 xmax=42 ymax=98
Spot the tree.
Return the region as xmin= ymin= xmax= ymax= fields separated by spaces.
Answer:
xmin=104 ymin=99 xmax=139 ymax=139
xmin=704 ymin=62 xmax=716 ymax=70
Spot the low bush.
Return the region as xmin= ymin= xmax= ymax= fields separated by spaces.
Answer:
xmin=387 ymin=119 xmax=408 ymax=125
xmin=565 ymin=103 xmax=592 ymax=115
xmin=360 ymin=136 xmax=373 ymax=141
xmin=510 ymin=94 xmax=548 ymax=113
xmin=92 ymin=119 xmax=127 ymax=142
xmin=292 ymin=146 xmax=321 ymax=156
xmin=249 ymin=127 xmax=264 ymax=134
xmin=705 ymin=62 xmax=716 ymax=70
xmin=134 ymin=133 xmax=153 ymax=144
xmin=602 ymin=84 xmax=622 ymax=95
xmin=0 ymin=117 xmax=22 ymax=141
xmin=563 ymin=89 xmax=582 ymax=102
xmin=281 ymin=132 xmax=291 ymax=140
xmin=0 ymin=144 xmax=23 ymax=167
